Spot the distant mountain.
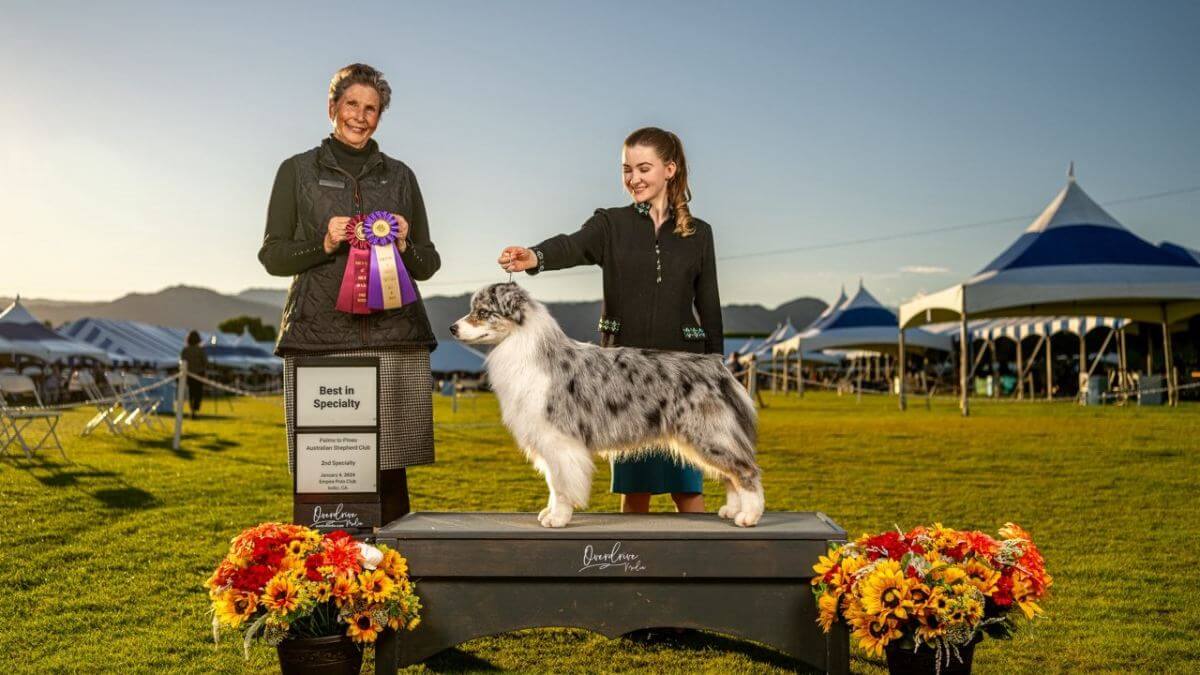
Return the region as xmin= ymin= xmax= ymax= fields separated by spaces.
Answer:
xmin=236 ymin=288 xmax=288 ymax=308
xmin=5 ymin=286 xmax=281 ymax=330
xmin=3 ymin=286 xmax=826 ymax=342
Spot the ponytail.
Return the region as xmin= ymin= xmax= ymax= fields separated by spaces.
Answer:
xmin=624 ymin=127 xmax=695 ymax=237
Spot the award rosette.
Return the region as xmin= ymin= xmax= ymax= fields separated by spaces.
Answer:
xmin=362 ymin=210 xmax=418 ymax=311
xmin=335 ymin=214 xmax=372 ymax=314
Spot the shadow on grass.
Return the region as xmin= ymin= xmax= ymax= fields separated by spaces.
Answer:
xmin=421 ymin=647 xmax=502 ymax=671
xmin=19 ymin=458 xmax=160 ymax=511
xmin=635 ymin=630 xmax=823 ymax=673
xmin=134 ymin=431 xmax=239 ymax=460
xmin=93 ymin=486 xmax=159 ymax=510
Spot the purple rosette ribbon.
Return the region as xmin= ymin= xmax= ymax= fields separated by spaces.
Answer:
xmin=362 ymin=211 xmax=418 ymax=311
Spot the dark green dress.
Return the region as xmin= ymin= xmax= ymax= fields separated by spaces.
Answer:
xmin=528 ymin=202 xmax=722 ymax=495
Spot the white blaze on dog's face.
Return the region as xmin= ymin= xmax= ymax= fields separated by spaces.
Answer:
xmin=451 ymin=283 xmax=529 ymax=345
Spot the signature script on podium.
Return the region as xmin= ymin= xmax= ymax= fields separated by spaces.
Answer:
xmin=579 ymin=542 xmax=646 ymax=573
xmin=311 ymin=503 xmax=366 ymax=528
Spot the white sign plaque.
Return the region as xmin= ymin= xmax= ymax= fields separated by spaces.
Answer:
xmin=296 ymin=432 xmax=378 ymax=493
xmin=295 ymin=364 xmax=378 ymax=427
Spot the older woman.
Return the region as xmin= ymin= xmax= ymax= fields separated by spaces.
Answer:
xmin=259 ymin=63 xmax=440 ymax=519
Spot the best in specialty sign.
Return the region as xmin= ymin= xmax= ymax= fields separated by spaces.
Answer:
xmin=292 ymin=357 xmax=381 ymax=531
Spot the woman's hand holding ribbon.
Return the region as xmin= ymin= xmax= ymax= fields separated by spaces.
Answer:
xmin=324 ymin=216 xmax=352 ymax=253
xmin=389 ymin=213 xmax=410 ymax=252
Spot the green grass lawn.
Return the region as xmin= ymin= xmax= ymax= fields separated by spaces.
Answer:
xmin=3 ymin=391 xmax=1198 ymax=673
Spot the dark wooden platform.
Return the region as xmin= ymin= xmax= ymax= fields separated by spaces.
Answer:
xmin=374 ymin=511 xmax=849 ymax=673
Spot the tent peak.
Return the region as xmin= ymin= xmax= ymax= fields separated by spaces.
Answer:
xmin=1067 ymin=161 xmax=1075 ymax=183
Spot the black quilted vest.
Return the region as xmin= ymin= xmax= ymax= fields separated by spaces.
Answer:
xmin=275 ymin=140 xmax=437 ymax=354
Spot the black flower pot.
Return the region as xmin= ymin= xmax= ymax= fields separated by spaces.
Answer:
xmin=276 ymin=634 xmax=363 ymax=675
xmin=884 ymin=638 xmax=978 ymax=675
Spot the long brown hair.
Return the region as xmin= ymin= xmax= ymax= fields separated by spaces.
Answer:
xmin=624 ymin=127 xmax=694 ymax=237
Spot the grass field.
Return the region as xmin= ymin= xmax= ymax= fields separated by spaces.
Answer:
xmin=3 ymin=390 xmax=1198 ymax=673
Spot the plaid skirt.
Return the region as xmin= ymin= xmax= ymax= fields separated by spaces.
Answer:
xmin=284 ymin=346 xmax=434 ymax=472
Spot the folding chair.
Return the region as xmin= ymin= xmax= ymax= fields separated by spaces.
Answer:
xmin=73 ymin=370 xmax=125 ymax=437
xmin=123 ymin=372 xmax=165 ymax=430
xmin=0 ymin=374 xmax=66 ymax=460
xmin=104 ymin=370 xmax=146 ymax=430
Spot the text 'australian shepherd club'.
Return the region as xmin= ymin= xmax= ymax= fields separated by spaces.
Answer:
xmin=450 ymin=283 xmax=765 ymax=528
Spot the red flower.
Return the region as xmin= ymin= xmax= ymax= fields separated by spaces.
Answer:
xmin=863 ymin=531 xmax=909 ymax=561
xmin=325 ymin=530 xmax=352 ymax=542
xmin=232 ymin=564 xmax=276 ymax=593
xmin=993 ymin=573 xmax=1014 ymax=607
xmin=305 ymin=553 xmax=327 ymax=581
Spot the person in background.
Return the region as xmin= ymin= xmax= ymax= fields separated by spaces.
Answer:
xmin=181 ymin=330 xmax=208 ymax=419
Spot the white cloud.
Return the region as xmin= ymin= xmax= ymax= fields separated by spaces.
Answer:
xmin=899 ymin=265 xmax=950 ymax=275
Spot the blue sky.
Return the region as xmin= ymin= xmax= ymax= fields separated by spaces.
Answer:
xmin=2 ymin=1 xmax=1198 ymax=308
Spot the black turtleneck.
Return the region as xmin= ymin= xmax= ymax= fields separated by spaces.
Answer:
xmin=327 ymin=135 xmax=375 ymax=181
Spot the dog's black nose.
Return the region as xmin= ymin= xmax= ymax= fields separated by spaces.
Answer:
xmin=449 ymin=323 xmax=459 ymax=337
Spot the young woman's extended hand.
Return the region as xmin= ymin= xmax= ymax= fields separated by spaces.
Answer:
xmin=498 ymin=246 xmax=537 ymax=272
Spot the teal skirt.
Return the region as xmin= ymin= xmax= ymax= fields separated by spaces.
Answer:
xmin=611 ymin=450 xmax=703 ymax=495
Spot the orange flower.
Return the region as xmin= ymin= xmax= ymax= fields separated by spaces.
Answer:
xmin=330 ymin=574 xmax=359 ymax=607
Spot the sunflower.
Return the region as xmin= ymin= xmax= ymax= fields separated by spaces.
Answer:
xmin=859 ymin=561 xmax=912 ymax=620
xmin=851 ymin=616 xmax=902 ymax=657
xmin=817 ymin=592 xmax=841 ymax=631
xmin=331 ymin=574 xmax=359 ymax=607
xmin=346 ymin=612 xmax=381 ymax=643
xmin=380 ymin=549 xmax=409 ymax=579
xmin=262 ymin=574 xmax=301 ymax=615
xmin=310 ymin=581 xmax=333 ymax=604
xmin=213 ymin=590 xmax=259 ymax=628
xmin=357 ymin=569 xmax=395 ymax=603
xmin=963 ymin=559 xmax=1000 ymax=596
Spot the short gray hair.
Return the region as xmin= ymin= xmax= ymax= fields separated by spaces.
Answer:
xmin=329 ymin=63 xmax=392 ymax=112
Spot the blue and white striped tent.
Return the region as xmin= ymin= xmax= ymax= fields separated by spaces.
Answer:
xmin=774 ymin=282 xmax=952 ymax=356
xmin=925 ymin=316 xmax=1129 ymax=343
xmin=805 ymin=285 xmax=848 ymax=331
xmin=738 ymin=319 xmax=842 ymax=366
xmin=60 ymin=318 xmax=281 ymax=371
xmin=900 ymin=171 xmax=1200 ymax=328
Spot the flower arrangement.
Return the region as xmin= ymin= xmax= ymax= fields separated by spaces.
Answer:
xmin=812 ymin=522 xmax=1050 ymax=664
xmin=206 ymin=522 xmax=421 ymax=656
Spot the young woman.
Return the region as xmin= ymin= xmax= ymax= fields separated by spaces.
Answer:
xmin=498 ymin=127 xmax=723 ymax=514
xmin=259 ymin=63 xmax=441 ymax=520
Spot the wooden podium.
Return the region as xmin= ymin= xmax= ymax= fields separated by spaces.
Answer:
xmin=374 ymin=511 xmax=849 ymax=674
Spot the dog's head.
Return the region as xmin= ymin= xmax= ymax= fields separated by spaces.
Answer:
xmin=449 ymin=282 xmax=532 ymax=345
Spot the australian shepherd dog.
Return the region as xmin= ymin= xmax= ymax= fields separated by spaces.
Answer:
xmin=450 ymin=283 xmax=764 ymax=528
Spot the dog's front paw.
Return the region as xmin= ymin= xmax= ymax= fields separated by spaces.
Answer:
xmin=538 ymin=506 xmax=552 ymax=524
xmin=540 ymin=507 xmax=574 ymax=528
xmin=718 ymin=503 xmax=739 ymax=519
xmin=733 ymin=503 xmax=764 ymax=527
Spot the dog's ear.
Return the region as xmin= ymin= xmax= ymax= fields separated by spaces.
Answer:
xmin=494 ymin=282 xmax=529 ymax=325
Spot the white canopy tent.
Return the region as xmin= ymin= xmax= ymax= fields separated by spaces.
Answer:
xmin=0 ymin=298 xmax=110 ymax=364
xmin=60 ymin=318 xmax=281 ymax=371
xmin=773 ymin=282 xmax=953 ymax=356
xmin=898 ymin=169 xmax=1200 ymax=412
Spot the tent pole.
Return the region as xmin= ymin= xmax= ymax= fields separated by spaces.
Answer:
xmin=1118 ymin=327 xmax=1128 ymax=402
xmin=781 ymin=351 xmax=789 ymax=394
xmin=1046 ymin=335 xmax=1053 ymax=401
xmin=856 ymin=355 xmax=863 ymax=405
xmin=770 ymin=352 xmax=778 ymax=394
xmin=797 ymin=349 xmax=805 ymax=399
xmin=959 ymin=308 xmax=970 ymax=417
xmin=1016 ymin=338 xmax=1024 ymax=400
xmin=1079 ymin=330 xmax=1087 ymax=405
xmin=898 ymin=329 xmax=907 ymax=411
xmin=989 ymin=338 xmax=1000 ymax=399
xmin=1161 ymin=314 xmax=1175 ymax=407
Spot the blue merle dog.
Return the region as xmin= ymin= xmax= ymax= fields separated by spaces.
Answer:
xmin=450 ymin=283 xmax=764 ymax=528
